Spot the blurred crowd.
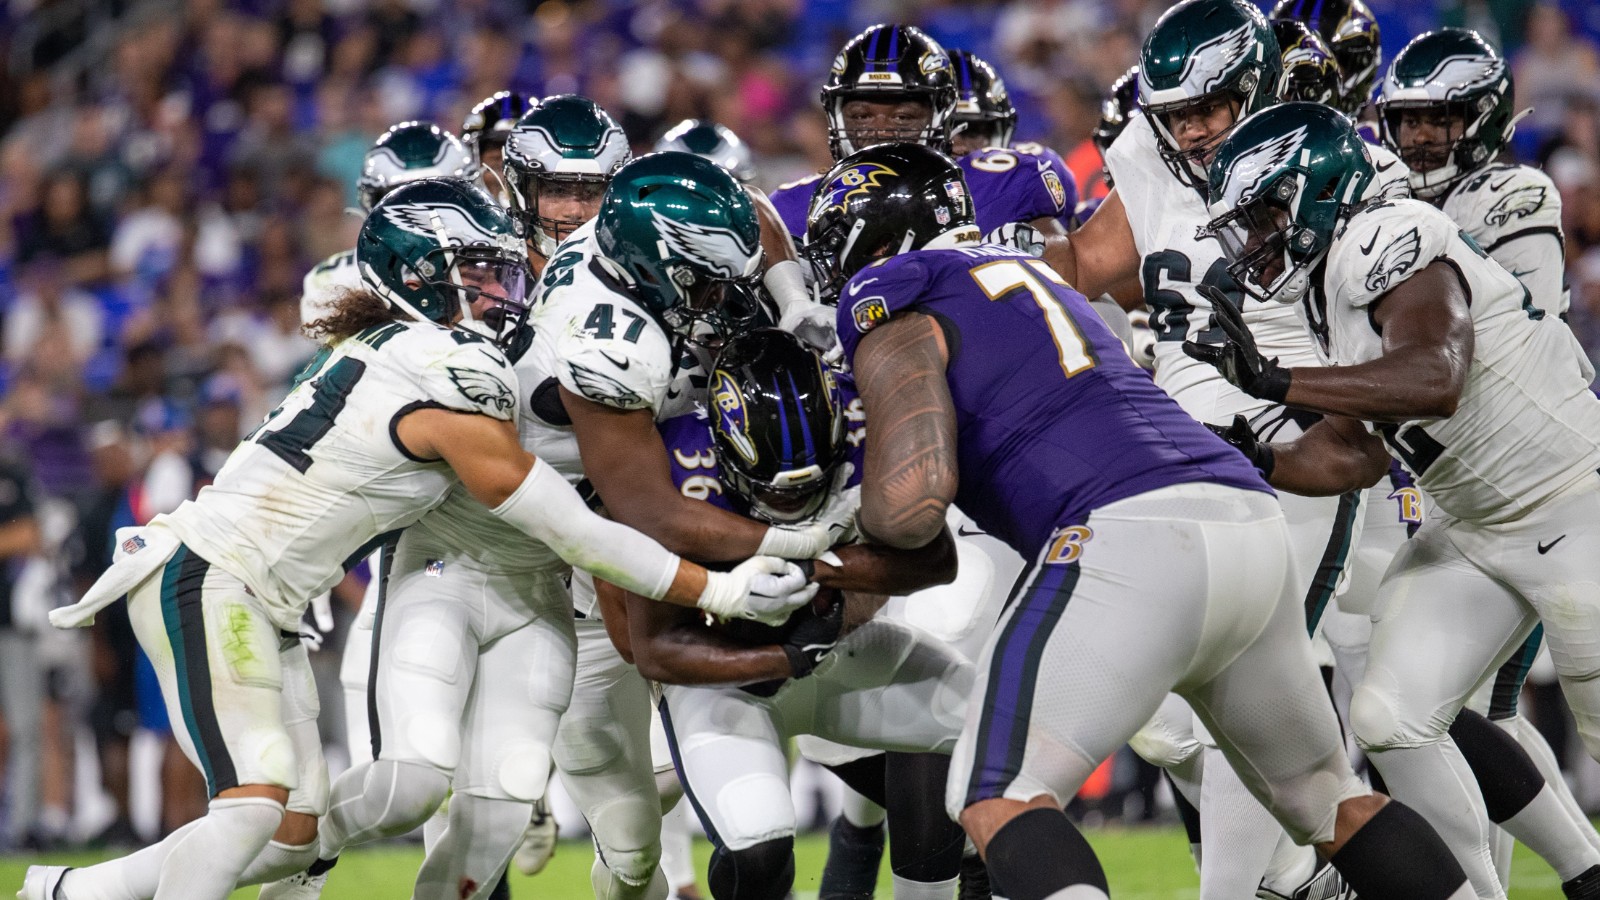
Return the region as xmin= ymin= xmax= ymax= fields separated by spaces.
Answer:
xmin=2 ymin=0 xmax=1600 ymax=853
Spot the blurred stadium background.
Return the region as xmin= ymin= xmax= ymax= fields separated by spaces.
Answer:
xmin=1 ymin=0 xmax=1599 ymax=892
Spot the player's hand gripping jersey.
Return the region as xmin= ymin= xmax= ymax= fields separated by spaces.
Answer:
xmin=155 ymin=321 xmax=518 ymax=631
xmin=835 ymin=244 xmax=1267 ymax=556
xmin=1315 ymin=198 xmax=1600 ymax=524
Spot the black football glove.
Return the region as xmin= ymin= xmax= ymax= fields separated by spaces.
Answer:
xmin=1181 ymin=285 xmax=1292 ymax=403
xmin=782 ymin=596 xmax=845 ymax=679
xmin=1206 ymin=414 xmax=1276 ymax=479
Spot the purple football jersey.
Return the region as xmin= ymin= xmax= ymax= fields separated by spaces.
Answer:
xmin=771 ymin=144 xmax=1079 ymax=242
xmin=836 ymin=245 xmax=1270 ymax=556
xmin=958 ymin=145 xmax=1078 ymax=236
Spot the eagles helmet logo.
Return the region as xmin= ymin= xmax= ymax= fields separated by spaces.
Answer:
xmin=650 ymin=211 xmax=759 ymax=280
xmin=1179 ymin=23 xmax=1257 ymax=94
xmin=1218 ymin=125 xmax=1309 ymax=207
xmin=384 ymin=202 xmax=506 ymax=248
xmin=1485 ymin=185 xmax=1546 ymax=227
xmin=815 ymin=163 xmax=899 ymax=219
xmin=1364 ymin=227 xmax=1423 ymax=294
xmin=447 ymin=365 xmax=515 ymax=414
xmin=1420 ymin=54 xmax=1505 ymax=99
xmin=711 ymin=370 xmax=759 ymax=464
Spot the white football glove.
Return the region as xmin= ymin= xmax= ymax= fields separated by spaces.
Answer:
xmin=757 ymin=463 xmax=860 ymax=559
xmin=697 ymin=556 xmax=819 ymax=625
xmin=299 ymin=592 xmax=336 ymax=652
xmin=984 ymin=221 xmax=1046 ymax=257
xmin=779 ymin=300 xmax=844 ymax=368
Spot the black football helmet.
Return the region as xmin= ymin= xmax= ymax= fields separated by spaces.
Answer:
xmin=803 ymin=143 xmax=978 ymax=303
xmin=1272 ymin=19 xmax=1343 ymax=105
xmin=821 ymin=24 xmax=959 ymax=160
xmin=1093 ymin=65 xmax=1141 ymax=160
xmin=462 ymin=91 xmax=532 ymax=170
xmin=710 ymin=328 xmax=847 ymax=524
xmin=949 ymin=50 xmax=1017 ymax=148
xmin=1269 ymin=0 xmax=1381 ymax=115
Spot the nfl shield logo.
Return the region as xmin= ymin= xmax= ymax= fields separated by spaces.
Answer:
xmin=935 ymin=206 xmax=951 ymax=225
xmin=425 ymin=560 xmax=445 ymax=577
xmin=121 ymin=535 xmax=146 ymax=555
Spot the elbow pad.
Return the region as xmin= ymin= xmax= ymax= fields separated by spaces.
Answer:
xmin=491 ymin=457 xmax=679 ymax=601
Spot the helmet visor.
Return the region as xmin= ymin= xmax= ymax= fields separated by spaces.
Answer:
xmin=438 ymin=247 xmax=533 ymax=347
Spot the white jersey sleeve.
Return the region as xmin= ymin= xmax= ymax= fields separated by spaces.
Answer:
xmin=300 ymin=250 xmax=362 ymax=327
xmin=1364 ymin=141 xmax=1412 ymax=199
xmin=153 ymin=322 xmax=521 ymax=630
xmin=1321 ymin=199 xmax=1600 ymax=524
xmin=1442 ymin=164 xmax=1565 ymax=315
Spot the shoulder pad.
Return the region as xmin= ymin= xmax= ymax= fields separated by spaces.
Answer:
xmin=1451 ymin=164 xmax=1560 ymax=237
xmin=546 ymin=293 xmax=675 ymax=412
xmin=405 ymin=326 xmax=520 ymax=420
xmin=1329 ymin=200 xmax=1455 ymax=309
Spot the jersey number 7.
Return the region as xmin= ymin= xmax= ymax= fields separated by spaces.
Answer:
xmin=970 ymin=258 xmax=1098 ymax=378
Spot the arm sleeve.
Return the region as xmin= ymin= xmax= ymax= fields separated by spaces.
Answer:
xmin=491 ymin=456 xmax=681 ymax=601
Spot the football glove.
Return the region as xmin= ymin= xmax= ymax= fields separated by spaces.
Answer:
xmin=782 ymin=594 xmax=846 ymax=679
xmin=1206 ymin=414 xmax=1276 ymax=480
xmin=984 ymin=221 xmax=1046 ymax=257
xmin=758 ymin=464 xmax=860 ymax=559
xmin=1181 ymin=285 xmax=1291 ymax=403
xmin=697 ymin=556 xmax=820 ymax=625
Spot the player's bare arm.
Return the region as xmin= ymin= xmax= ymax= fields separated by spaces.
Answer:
xmin=853 ymin=312 xmax=958 ymax=550
xmin=1262 ymin=415 xmax=1392 ymax=496
xmin=810 ymin=527 xmax=959 ymax=594
xmin=559 ymin=386 xmax=774 ymax=561
xmin=600 ymin=580 xmax=796 ymax=686
xmin=1280 ymin=262 xmax=1474 ymax=421
xmin=1039 ymin=188 xmax=1142 ymax=305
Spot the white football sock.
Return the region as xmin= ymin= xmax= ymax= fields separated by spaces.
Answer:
xmin=1503 ymin=715 xmax=1600 ymax=855
xmin=153 ymin=796 xmax=283 ymax=900
xmin=659 ymin=798 xmax=697 ymax=890
xmin=891 ymin=874 xmax=956 ymax=899
xmin=841 ymin=783 xmax=887 ymax=829
xmin=60 ymin=821 xmax=203 ymax=900
xmin=320 ymin=758 xmax=450 ymax=858
xmin=1258 ymin=836 xmax=1318 ymax=896
xmin=1499 ymin=783 xmax=1600 ymax=881
xmin=238 ymin=840 xmax=320 ymax=886
xmin=1198 ymin=746 xmax=1279 ymax=900
xmin=1367 ymin=742 xmax=1506 ymax=899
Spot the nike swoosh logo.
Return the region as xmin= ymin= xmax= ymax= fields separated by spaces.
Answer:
xmin=848 ymin=277 xmax=880 ymax=297
xmin=956 ymin=525 xmax=987 ymax=537
xmin=1538 ymin=535 xmax=1566 ymax=554
xmin=1491 ymin=176 xmax=1514 ymax=191
xmin=1376 ymin=159 xmax=1397 ymax=172
xmin=598 ymin=350 xmax=631 ymax=370
xmin=1359 ymin=232 xmax=1379 ymax=255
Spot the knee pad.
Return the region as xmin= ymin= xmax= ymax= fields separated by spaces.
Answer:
xmin=589 ymin=796 xmax=663 ymax=886
xmin=368 ymin=759 xmax=452 ymax=831
xmin=708 ymin=837 xmax=795 ymax=900
xmin=496 ymin=740 xmax=552 ymax=803
xmin=1349 ymin=681 xmax=1438 ymax=751
xmin=1128 ymin=717 xmax=1201 ymax=770
xmin=398 ymin=710 xmax=463 ymax=773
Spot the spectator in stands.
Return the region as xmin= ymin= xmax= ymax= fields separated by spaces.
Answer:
xmin=3 ymin=256 xmax=106 ymax=372
xmin=13 ymin=169 xmax=110 ymax=287
xmin=1514 ymin=4 xmax=1600 ymax=137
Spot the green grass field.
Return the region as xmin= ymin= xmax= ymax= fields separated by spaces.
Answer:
xmin=0 ymin=827 xmax=1567 ymax=898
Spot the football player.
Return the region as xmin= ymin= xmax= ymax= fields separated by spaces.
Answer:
xmin=770 ymin=25 xmax=1077 ymax=259
xmin=814 ymin=140 xmax=1472 ymax=900
xmin=502 ymin=95 xmax=631 ymax=277
xmin=520 ymin=151 xmax=858 ymax=900
xmin=1268 ymin=0 xmax=1383 ymax=119
xmin=600 ymin=327 xmax=969 ymax=900
xmin=1193 ymin=101 xmax=1600 ymax=900
xmin=22 ymin=178 xmax=814 ymax=900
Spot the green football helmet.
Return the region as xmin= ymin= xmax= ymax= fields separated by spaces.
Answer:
xmin=356 ymin=177 xmax=531 ymax=346
xmin=654 ymin=119 xmax=756 ymax=182
xmin=1199 ymin=102 xmax=1378 ymax=304
xmin=593 ymin=151 xmax=763 ymax=334
xmin=1139 ymin=0 xmax=1282 ymax=191
xmin=1376 ymin=28 xmax=1518 ymax=200
xmin=503 ymin=95 xmax=632 ymax=258
xmin=356 ymin=122 xmax=479 ymax=212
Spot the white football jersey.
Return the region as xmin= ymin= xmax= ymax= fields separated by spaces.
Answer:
xmin=300 ymin=249 xmax=361 ymax=327
xmin=524 ymin=221 xmax=716 ymax=616
xmin=1316 ymin=198 xmax=1600 ymax=524
xmin=1105 ymin=110 xmax=1324 ymax=419
xmin=156 ymin=321 xmax=521 ymax=630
